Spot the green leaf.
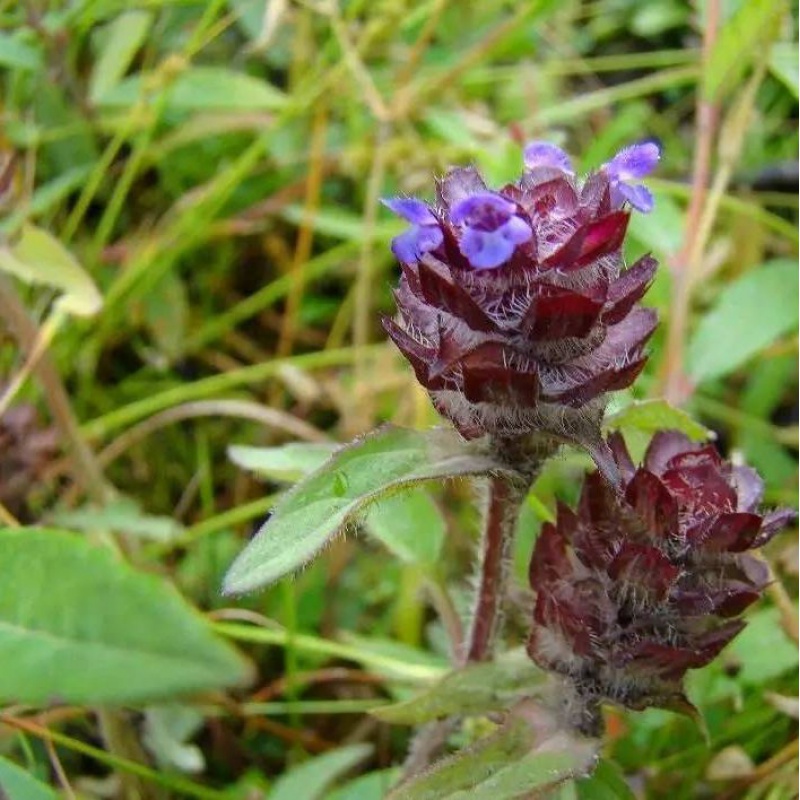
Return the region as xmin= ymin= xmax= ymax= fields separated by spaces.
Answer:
xmin=604 ymin=399 xmax=712 ymax=442
xmin=231 ymin=442 xmax=446 ymax=567
xmin=268 ymin=744 xmax=373 ymax=800
xmin=727 ymin=607 xmax=799 ymax=687
xmin=223 ymin=426 xmax=504 ymax=594
xmin=365 ymin=490 xmax=445 ymax=567
xmin=387 ymin=716 xmax=533 ymax=800
xmin=769 ymin=43 xmax=799 ymax=97
xmin=373 ymin=650 xmax=545 ymax=725
xmin=89 ymin=11 xmax=153 ymax=103
xmin=96 ymin=66 xmax=287 ymax=111
xmin=0 ymin=528 xmax=252 ymax=704
xmin=387 ymin=707 xmax=598 ymax=800
xmin=48 ymin=497 xmax=185 ymax=543
xmin=575 ymin=759 xmax=636 ymax=800
xmin=687 ymin=260 xmax=799 ymax=384
xmin=703 ymin=0 xmax=783 ymax=101
xmin=0 ymin=756 xmax=58 ymax=800
xmin=0 ymin=32 xmax=43 ymax=71
xmin=0 ymin=224 xmax=102 ymax=316
xmin=229 ymin=442 xmax=337 ymax=482
xmin=325 ymin=768 xmax=403 ymax=800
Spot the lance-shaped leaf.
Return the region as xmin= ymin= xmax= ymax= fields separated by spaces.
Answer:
xmin=373 ymin=650 xmax=546 ymax=725
xmin=230 ymin=441 xmax=447 ymax=567
xmin=387 ymin=701 xmax=598 ymax=800
xmin=223 ymin=426 xmax=504 ymax=594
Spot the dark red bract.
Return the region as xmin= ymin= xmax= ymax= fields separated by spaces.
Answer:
xmin=383 ymin=150 xmax=657 ymax=466
xmin=527 ymin=430 xmax=796 ymax=712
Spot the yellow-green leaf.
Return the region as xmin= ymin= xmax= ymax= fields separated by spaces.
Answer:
xmin=0 ymin=224 xmax=102 ymax=316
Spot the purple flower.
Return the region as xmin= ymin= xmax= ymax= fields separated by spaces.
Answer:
xmin=523 ymin=141 xmax=573 ymax=173
xmin=383 ymin=143 xmax=659 ymax=452
xmin=383 ymin=197 xmax=444 ymax=263
xmin=449 ymin=192 xmax=532 ymax=270
xmin=603 ymin=142 xmax=660 ymax=213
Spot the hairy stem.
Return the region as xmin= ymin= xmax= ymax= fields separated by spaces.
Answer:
xmin=463 ymin=475 xmax=526 ymax=664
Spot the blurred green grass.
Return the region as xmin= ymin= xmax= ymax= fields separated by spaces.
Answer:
xmin=0 ymin=0 xmax=797 ymax=797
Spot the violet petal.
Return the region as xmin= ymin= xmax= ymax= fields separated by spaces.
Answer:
xmin=382 ymin=197 xmax=438 ymax=225
xmin=450 ymin=192 xmax=516 ymax=226
xmin=606 ymin=142 xmax=661 ymax=181
xmin=523 ymin=141 xmax=573 ymax=173
xmin=617 ymin=182 xmax=654 ymax=213
xmin=390 ymin=225 xmax=443 ymax=263
xmin=459 ymin=227 xmax=515 ymax=269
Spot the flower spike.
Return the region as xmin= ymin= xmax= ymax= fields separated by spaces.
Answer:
xmin=383 ymin=140 xmax=660 ymax=468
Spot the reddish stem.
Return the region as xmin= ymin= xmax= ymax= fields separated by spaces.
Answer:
xmin=463 ymin=476 xmax=523 ymax=663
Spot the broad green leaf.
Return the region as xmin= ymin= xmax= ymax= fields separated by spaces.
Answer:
xmin=388 ymin=707 xmax=598 ymax=800
xmin=268 ymin=744 xmax=373 ymax=800
xmin=0 ymin=224 xmax=102 ymax=316
xmin=0 ymin=756 xmax=57 ymax=800
xmin=575 ymin=759 xmax=636 ymax=800
xmin=728 ymin=607 xmax=799 ymax=687
xmin=89 ymin=11 xmax=153 ymax=103
xmin=0 ymin=528 xmax=252 ymax=704
xmin=49 ymin=497 xmax=184 ymax=543
xmin=326 ymin=768 xmax=402 ymax=800
xmin=687 ymin=260 xmax=799 ymax=384
xmin=373 ymin=650 xmax=545 ymax=725
xmin=703 ymin=0 xmax=783 ymax=101
xmin=229 ymin=442 xmax=336 ymax=482
xmin=604 ymin=399 xmax=712 ymax=442
xmin=769 ymin=43 xmax=799 ymax=97
xmin=223 ymin=426 xmax=504 ymax=594
xmin=0 ymin=32 xmax=43 ymax=71
xmin=96 ymin=66 xmax=287 ymax=111
xmin=365 ymin=490 xmax=445 ymax=567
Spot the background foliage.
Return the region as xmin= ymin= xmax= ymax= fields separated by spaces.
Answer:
xmin=0 ymin=0 xmax=797 ymax=798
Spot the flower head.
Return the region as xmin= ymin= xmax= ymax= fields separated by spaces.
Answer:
xmin=527 ymin=430 xmax=795 ymax=717
xmin=602 ymin=142 xmax=660 ymax=213
xmin=382 ymin=140 xmax=660 ymax=469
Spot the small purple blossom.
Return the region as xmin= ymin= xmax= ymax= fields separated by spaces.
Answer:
xmin=383 ymin=197 xmax=444 ymax=263
xmin=523 ymin=141 xmax=573 ymax=173
xmin=603 ymin=142 xmax=661 ymax=213
xmin=449 ymin=192 xmax=532 ymax=270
